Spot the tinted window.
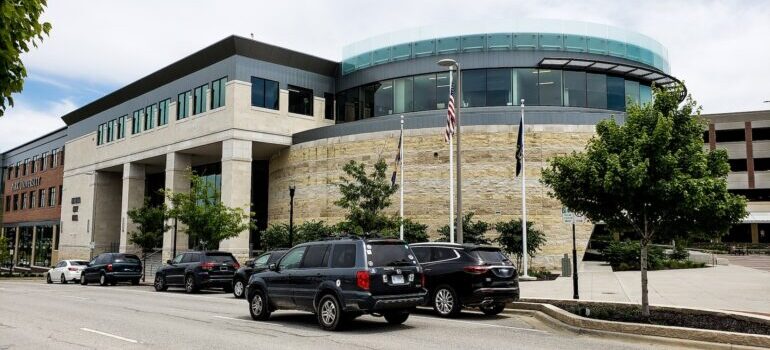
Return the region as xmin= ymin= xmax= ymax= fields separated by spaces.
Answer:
xmin=301 ymin=244 xmax=330 ymax=268
xmin=253 ymin=254 xmax=270 ymax=267
xmin=206 ymin=254 xmax=235 ymax=264
xmin=114 ymin=254 xmax=140 ymax=263
xmin=411 ymin=247 xmax=431 ymax=263
xmin=96 ymin=255 xmax=110 ymax=264
xmin=413 ymin=73 xmax=437 ymax=111
xmin=71 ymin=261 xmax=88 ymax=266
xmin=331 ymin=244 xmax=357 ymax=268
xmin=432 ymin=247 xmax=457 ymax=261
xmin=268 ymin=252 xmax=286 ymax=264
xmin=538 ymin=69 xmax=562 ymax=106
xmin=606 ymin=76 xmax=625 ymax=111
xmin=369 ymin=242 xmax=416 ymax=267
xmin=486 ymin=68 xmax=512 ymax=106
xmin=172 ymin=254 xmax=184 ymax=264
xmin=462 ymin=69 xmax=486 ymax=107
xmin=472 ymin=249 xmax=509 ymax=263
xmin=515 ymin=68 xmax=539 ymax=105
xmin=563 ymin=71 xmax=587 ymax=107
xmin=279 ymin=247 xmax=306 ymax=270
xmin=288 ymin=85 xmax=313 ymax=116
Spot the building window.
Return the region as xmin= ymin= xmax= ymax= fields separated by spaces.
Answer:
xmin=15 ymin=161 xmax=20 ymax=177
xmin=539 ymin=69 xmax=563 ymax=106
xmin=210 ymin=77 xmax=227 ymax=109
xmin=5 ymin=167 xmax=10 ymax=180
xmin=5 ymin=195 xmax=11 ymax=212
xmin=31 ymin=156 xmax=37 ymax=173
xmin=40 ymin=152 xmax=48 ymax=171
xmin=96 ymin=124 xmax=104 ymax=145
xmin=715 ymin=129 xmax=745 ymax=143
xmin=132 ymin=109 xmax=142 ymax=134
xmin=250 ymin=77 xmax=279 ymax=110
xmin=515 ymin=68 xmax=539 ymax=106
xmin=177 ymin=91 xmax=191 ymax=119
xmin=462 ymin=69 xmax=486 ymax=108
xmin=625 ymin=80 xmax=640 ymax=106
xmin=563 ymin=71 xmax=587 ymax=107
xmin=49 ymin=187 xmax=56 ymax=207
xmin=413 ymin=73 xmax=437 ymax=112
xmin=106 ymin=119 xmax=115 ymax=143
xmin=288 ymin=85 xmax=314 ymax=116
xmin=486 ymin=68 xmax=512 ymax=107
xmin=30 ymin=191 xmax=36 ymax=209
xmin=13 ymin=194 xmax=19 ymax=211
xmin=586 ymin=73 xmax=607 ymax=109
xmin=393 ymin=77 xmax=413 ymax=114
xmin=21 ymin=193 xmax=27 ymax=210
xmin=373 ymin=81 xmax=393 ymax=117
xmin=144 ymin=104 xmax=156 ymax=130
xmin=59 ymin=185 xmax=63 ymax=205
xmin=23 ymin=159 xmax=29 ymax=176
xmin=752 ymin=127 xmax=770 ymax=141
xmin=39 ymin=189 xmax=45 ymax=208
xmin=324 ymin=93 xmax=335 ymax=120
xmin=158 ymin=99 xmax=169 ymax=126
xmin=606 ymin=75 xmax=625 ymax=111
xmin=116 ymin=115 xmax=126 ymax=139
xmin=193 ymin=84 xmax=207 ymax=115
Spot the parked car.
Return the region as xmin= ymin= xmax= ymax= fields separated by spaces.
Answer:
xmin=46 ymin=260 xmax=89 ymax=284
xmin=246 ymin=237 xmax=427 ymax=331
xmin=80 ymin=253 xmax=143 ymax=286
xmin=154 ymin=251 xmax=240 ymax=293
xmin=409 ymin=243 xmax=519 ymax=317
xmin=232 ymin=249 xmax=287 ymax=298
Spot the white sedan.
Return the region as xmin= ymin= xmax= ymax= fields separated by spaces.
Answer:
xmin=46 ymin=260 xmax=89 ymax=284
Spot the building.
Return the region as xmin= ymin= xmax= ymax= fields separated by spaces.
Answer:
xmin=1 ymin=127 xmax=66 ymax=271
xmin=1 ymin=19 xmax=687 ymax=268
xmin=703 ymin=110 xmax=770 ymax=244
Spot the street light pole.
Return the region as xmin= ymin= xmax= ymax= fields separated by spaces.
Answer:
xmin=288 ymin=185 xmax=295 ymax=247
xmin=438 ymin=59 xmax=463 ymax=244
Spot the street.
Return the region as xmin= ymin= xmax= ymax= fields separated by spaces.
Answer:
xmin=1 ymin=280 xmax=702 ymax=350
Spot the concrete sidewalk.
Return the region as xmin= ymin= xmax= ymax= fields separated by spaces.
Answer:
xmin=520 ymin=261 xmax=770 ymax=314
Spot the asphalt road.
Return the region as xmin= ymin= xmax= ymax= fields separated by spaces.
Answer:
xmin=0 ymin=280 xmax=703 ymax=350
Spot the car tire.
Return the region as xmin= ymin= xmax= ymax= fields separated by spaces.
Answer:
xmin=60 ymin=274 xmax=67 ymax=284
xmin=46 ymin=273 xmax=53 ymax=284
xmin=480 ymin=303 xmax=506 ymax=316
xmin=317 ymin=294 xmax=346 ymax=331
xmin=99 ymin=273 xmax=109 ymax=286
xmin=130 ymin=278 xmax=140 ymax=286
xmin=383 ymin=311 xmax=410 ymax=325
xmin=154 ymin=275 xmax=168 ymax=291
xmin=232 ymin=279 xmax=245 ymax=298
xmin=184 ymin=275 xmax=198 ymax=293
xmin=249 ymin=289 xmax=271 ymax=321
xmin=432 ymin=285 xmax=461 ymax=317
xmin=80 ymin=274 xmax=87 ymax=285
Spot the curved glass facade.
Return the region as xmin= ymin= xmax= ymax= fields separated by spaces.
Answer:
xmin=342 ymin=19 xmax=669 ymax=75
xmin=336 ymin=68 xmax=652 ymax=123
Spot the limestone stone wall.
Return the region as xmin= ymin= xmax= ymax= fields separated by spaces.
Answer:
xmin=268 ymin=124 xmax=597 ymax=270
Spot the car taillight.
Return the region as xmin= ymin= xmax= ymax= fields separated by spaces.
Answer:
xmin=463 ymin=265 xmax=490 ymax=274
xmin=201 ymin=262 xmax=216 ymax=271
xmin=356 ymin=270 xmax=370 ymax=290
xmin=232 ymin=262 xmax=240 ymax=269
xmin=106 ymin=264 xmax=113 ymax=272
xmin=68 ymin=267 xmax=78 ymax=271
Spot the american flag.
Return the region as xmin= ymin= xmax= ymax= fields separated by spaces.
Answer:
xmin=444 ymin=85 xmax=456 ymax=142
xmin=391 ymin=128 xmax=403 ymax=187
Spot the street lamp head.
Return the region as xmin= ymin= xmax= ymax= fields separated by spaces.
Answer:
xmin=437 ymin=59 xmax=458 ymax=68
xmin=289 ymin=185 xmax=296 ymax=197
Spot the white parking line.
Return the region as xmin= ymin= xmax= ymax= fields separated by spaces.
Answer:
xmin=213 ymin=315 xmax=284 ymax=327
xmin=62 ymin=296 xmax=90 ymax=301
xmin=80 ymin=328 xmax=138 ymax=343
xmin=411 ymin=315 xmax=549 ymax=334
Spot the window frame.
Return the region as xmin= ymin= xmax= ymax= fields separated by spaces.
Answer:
xmin=193 ymin=84 xmax=207 ymax=115
xmin=288 ymin=84 xmax=314 ymax=116
xmin=210 ymin=77 xmax=227 ymax=110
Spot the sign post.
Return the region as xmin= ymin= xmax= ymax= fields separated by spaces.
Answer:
xmin=562 ymin=207 xmax=584 ymax=300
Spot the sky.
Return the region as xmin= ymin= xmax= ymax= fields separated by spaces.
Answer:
xmin=1 ymin=0 xmax=769 ymax=152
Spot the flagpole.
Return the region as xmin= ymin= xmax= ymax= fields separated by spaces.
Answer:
xmin=399 ymin=115 xmax=405 ymax=241
xmin=520 ymin=98 xmax=533 ymax=280
xmin=448 ymin=70 xmax=455 ymax=243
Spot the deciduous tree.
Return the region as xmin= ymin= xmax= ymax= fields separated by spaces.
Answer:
xmin=127 ymin=199 xmax=169 ymax=280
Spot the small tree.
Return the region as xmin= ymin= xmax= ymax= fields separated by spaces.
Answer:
xmin=260 ymin=223 xmax=290 ymax=251
xmin=0 ymin=234 xmax=12 ymax=274
xmin=260 ymin=220 xmax=337 ymax=251
xmin=335 ymin=159 xmax=398 ymax=235
xmin=437 ymin=212 xmax=491 ymax=244
xmin=127 ymin=198 xmax=169 ymax=281
xmin=401 ymin=218 xmax=429 ymax=243
xmin=166 ymin=174 xmax=254 ymax=250
xmin=494 ymin=219 xmax=547 ymax=272
xmin=541 ymin=86 xmax=746 ymax=318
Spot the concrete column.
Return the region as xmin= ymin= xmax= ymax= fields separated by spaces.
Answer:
xmin=751 ymin=223 xmax=759 ymax=244
xmin=30 ymin=226 xmax=37 ymax=266
xmin=218 ymin=139 xmax=252 ymax=261
xmin=120 ymin=163 xmax=146 ymax=253
xmin=162 ymin=152 xmax=191 ymax=263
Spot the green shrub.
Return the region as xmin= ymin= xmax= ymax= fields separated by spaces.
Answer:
xmin=669 ymin=244 xmax=689 ymax=261
xmin=602 ymin=241 xmax=665 ymax=271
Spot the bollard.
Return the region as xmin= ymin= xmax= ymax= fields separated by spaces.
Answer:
xmin=561 ymin=253 xmax=572 ymax=277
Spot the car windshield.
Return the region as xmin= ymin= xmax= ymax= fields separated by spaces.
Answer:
xmin=70 ymin=261 xmax=89 ymax=266
xmin=207 ymin=254 xmax=236 ymax=263
xmin=113 ymin=254 xmax=141 ymax=263
xmin=368 ymin=242 xmax=416 ymax=267
xmin=472 ymin=249 xmax=510 ymax=264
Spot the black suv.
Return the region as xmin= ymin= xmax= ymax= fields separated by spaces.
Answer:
xmin=246 ymin=238 xmax=427 ymax=330
xmin=232 ymin=249 xmax=287 ymax=298
xmin=80 ymin=253 xmax=142 ymax=286
xmin=154 ymin=251 xmax=240 ymax=293
xmin=409 ymin=243 xmax=519 ymax=317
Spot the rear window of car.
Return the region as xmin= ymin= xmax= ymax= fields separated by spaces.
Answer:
xmin=113 ymin=254 xmax=141 ymax=263
xmin=472 ymin=249 xmax=509 ymax=264
xmin=206 ymin=254 xmax=236 ymax=264
xmin=368 ymin=242 xmax=416 ymax=267
xmin=70 ymin=261 xmax=89 ymax=266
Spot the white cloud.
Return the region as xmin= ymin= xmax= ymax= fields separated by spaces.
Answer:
xmin=0 ymin=98 xmax=72 ymax=152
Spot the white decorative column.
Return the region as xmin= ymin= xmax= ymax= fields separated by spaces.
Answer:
xmin=162 ymin=152 xmax=191 ymax=262
xmin=218 ymin=139 xmax=252 ymax=261
xmin=120 ymin=163 xmax=145 ymax=253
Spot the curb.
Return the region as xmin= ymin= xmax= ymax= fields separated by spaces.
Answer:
xmin=508 ymin=301 xmax=770 ymax=348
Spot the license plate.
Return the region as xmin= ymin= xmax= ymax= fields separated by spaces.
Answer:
xmin=220 ymin=266 xmax=228 ymax=271
xmin=391 ymin=275 xmax=405 ymax=284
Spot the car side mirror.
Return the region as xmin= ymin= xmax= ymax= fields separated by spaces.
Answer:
xmin=166 ymin=260 xmax=173 ymax=265
xmin=268 ymin=263 xmax=277 ymax=271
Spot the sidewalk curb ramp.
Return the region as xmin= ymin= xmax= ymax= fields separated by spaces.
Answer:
xmin=508 ymin=300 xmax=770 ymax=348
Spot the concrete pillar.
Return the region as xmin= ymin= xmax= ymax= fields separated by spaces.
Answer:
xmin=162 ymin=152 xmax=191 ymax=262
xmin=751 ymin=223 xmax=759 ymax=244
xmin=120 ymin=163 xmax=146 ymax=253
xmin=218 ymin=139 xmax=252 ymax=261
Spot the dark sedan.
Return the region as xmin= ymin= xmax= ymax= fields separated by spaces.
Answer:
xmin=232 ymin=249 xmax=287 ymax=298
xmin=80 ymin=253 xmax=143 ymax=286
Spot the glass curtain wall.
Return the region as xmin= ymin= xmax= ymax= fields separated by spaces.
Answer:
xmin=3 ymin=228 xmax=15 ymax=266
xmin=34 ymin=225 xmax=53 ymax=267
xmin=17 ymin=227 xmax=33 ymax=268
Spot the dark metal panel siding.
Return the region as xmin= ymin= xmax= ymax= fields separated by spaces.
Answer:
xmin=2 ymin=127 xmax=68 ymax=165
xmin=234 ymin=56 xmax=335 ymax=98
xmin=338 ymin=51 xmax=656 ymax=91
xmin=293 ymin=106 xmax=623 ymax=144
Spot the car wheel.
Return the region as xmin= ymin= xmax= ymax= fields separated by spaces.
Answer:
xmin=60 ymin=274 xmax=67 ymax=284
xmin=433 ymin=285 xmax=461 ymax=317
xmin=480 ymin=303 xmax=506 ymax=316
xmin=232 ymin=280 xmax=245 ymax=298
xmin=317 ymin=294 xmax=346 ymax=331
xmin=154 ymin=275 xmax=168 ymax=291
xmin=99 ymin=273 xmax=109 ymax=286
xmin=383 ymin=311 xmax=410 ymax=325
xmin=46 ymin=273 xmax=52 ymax=284
xmin=80 ymin=274 xmax=87 ymax=285
xmin=249 ymin=289 xmax=271 ymax=321
xmin=184 ymin=275 xmax=198 ymax=293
